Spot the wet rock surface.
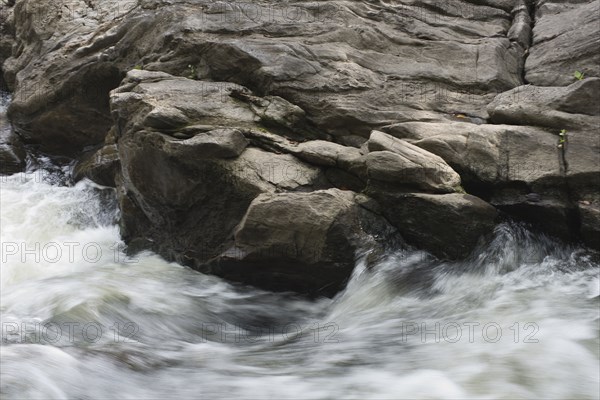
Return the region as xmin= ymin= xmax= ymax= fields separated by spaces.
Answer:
xmin=2 ymin=0 xmax=599 ymax=294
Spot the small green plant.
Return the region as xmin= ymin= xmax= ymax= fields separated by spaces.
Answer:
xmin=574 ymin=70 xmax=585 ymax=81
xmin=133 ymin=64 xmax=143 ymax=70
xmin=454 ymin=185 xmax=467 ymax=194
xmin=558 ymin=129 xmax=568 ymax=148
xmin=187 ymin=64 xmax=197 ymax=79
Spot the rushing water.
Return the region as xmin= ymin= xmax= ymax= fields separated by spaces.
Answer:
xmin=1 ymin=170 xmax=599 ymax=400
xmin=1 ymin=96 xmax=599 ymax=399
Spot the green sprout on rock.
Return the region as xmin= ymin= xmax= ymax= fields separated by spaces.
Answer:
xmin=574 ymin=71 xmax=585 ymax=81
xmin=187 ymin=64 xmax=197 ymax=80
xmin=558 ymin=129 xmax=568 ymax=148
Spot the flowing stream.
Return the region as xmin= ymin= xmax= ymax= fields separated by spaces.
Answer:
xmin=1 ymin=96 xmax=599 ymax=399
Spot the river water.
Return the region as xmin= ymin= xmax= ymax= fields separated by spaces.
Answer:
xmin=1 ymin=97 xmax=599 ymax=399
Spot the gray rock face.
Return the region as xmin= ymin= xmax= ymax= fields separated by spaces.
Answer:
xmin=2 ymin=0 xmax=531 ymax=154
xmin=486 ymin=79 xmax=600 ymax=242
xmin=487 ymin=78 xmax=600 ymax=128
xmin=294 ymin=140 xmax=362 ymax=168
xmin=2 ymin=0 xmax=599 ymax=294
xmin=0 ymin=0 xmax=15 ymax=88
xmin=385 ymin=78 xmax=600 ymax=244
xmin=3 ymin=0 xmax=138 ymax=155
xmin=525 ymin=1 xmax=600 ymax=86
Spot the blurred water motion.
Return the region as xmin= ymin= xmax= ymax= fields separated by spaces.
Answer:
xmin=1 ymin=167 xmax=599 ymax=399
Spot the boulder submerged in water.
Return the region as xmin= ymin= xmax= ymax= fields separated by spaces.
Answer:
xmin=203 ymin=189 xmax=399 ymax=297
xmin=370 ymin=192 xmax=499 ymax=260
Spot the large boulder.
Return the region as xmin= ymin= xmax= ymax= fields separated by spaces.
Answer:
xmin=205 ymin=189 xmax=398 ymax=296
xmin=111 ymin=71 xmax=332 ymax=274
xmin=381 ymin=121 xmax=503 ymax=188
xmin=365 ymin=130 xmax=461 ymax=193
xmin=487 ymin=81 xmax=600 ymax=244
xmin=370 ymin=192 xmax=498 ymax=259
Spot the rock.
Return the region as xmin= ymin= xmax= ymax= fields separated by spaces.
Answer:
xmin=232 ymin=132 xmax=370 ymax=192
xmin=491 ymin=190 xmax=577 ymax=239
xmin=0 ymin=0 xmax=15 ymax=85
xmin=143 ymin=106 xmax=190 ymax=130
xmin=485 ymin=80 xmax=600 ymax=244
xmin=109 ymin=70 xmax=320 ymax=141
xmin=382 ymin=111 xmax=600 ymax=247
xmin=565 ymin=129 xmax=600 ymax=196
xmin=294 ymin=140 xmax=362 ymax=168
xmin=4 ymin=0 xmax=599 ymax=295
xmin=163 ymin=128 xmax=249 ymax=159
xmin=370 ymin=192 xmax=498 ymax=259
xmin=291 ymin=131 xmax=462 ymax=193
xmin=111 ymin=71 xmax=332 ymax=282
xmin=3 ymin=0 xmax=529 ymax=155
xmin=204 ymin=189 xmax=398 ymax=296
xmin=578 ymin=199 xmax=600 ymax=250
xmin=487 ymin=79 xmax=600 ymax=129
xmin=525 ymin=1 xmax=600 ymax=86
xmin=3 ymin=0 xmax=141 ymax=155
xmin=117 ymin=131 xmax=328 ymax=254
xmin=381 ymin=121 xmax=503 ymax=187
xmin=73 ymin=144 xmax=119 ymax=187
xmin=246 ymin=93 xmax=307 ymax=131
xmin=365 ymin=130 xmax=461 ymax=193
xmin=222 ymin=147 xmax=327 ymax=192
xmin=324 ymin=168 xmax=366 ymax=192
xmin=568 ymin=127 xmax=600 ymax=249
xmin=525 ymin=193 xmax=541 ymax=203
xmin=0 ymin=130 xmax=26 ymax=175
xmin=507 ymin=0 xmax=532 ymax=51
xmin=0 ymin=104 xmax=26 ymax=175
